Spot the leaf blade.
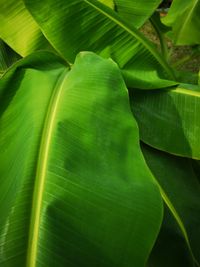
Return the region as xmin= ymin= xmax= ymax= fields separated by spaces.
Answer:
xmin=0 ymin=51 xmax=163 ymax=266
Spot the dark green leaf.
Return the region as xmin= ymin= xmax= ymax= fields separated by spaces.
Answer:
xmin=0 ymin=39 xmax=21 ymax=77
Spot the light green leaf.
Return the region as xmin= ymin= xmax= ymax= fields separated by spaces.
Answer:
xmin=24 ymin=0 xmax=176 ymax=89
xmin=0 ymin=0 xmax=50 ymax=56
xmin=130 ymin=84 xmax=200 ymax=159
xmin=142 ymin=143 xmax=200 ymax=266
xmin=162 ymin=0 xmax=200 ymax=45
xmin=0 ymin=51 xmax=162 ymax=266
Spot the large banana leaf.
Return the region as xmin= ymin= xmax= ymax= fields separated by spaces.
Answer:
xmin=0 ymin=0 xmax=50 ymax=56
xmin=130 ymin=84 xmax=200 ymax=159
xmin=162 ymin=0 xmax=200 ymax=45
xmin=24 ymin=0 xmax=177 ymax=89
xmin=142 ymin=143 xmax=200 ymax=266
xmin=0 ymin=51 xmax=163 ymax=266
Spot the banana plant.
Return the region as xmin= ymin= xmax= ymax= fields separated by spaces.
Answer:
xmin=0 ymin=0 xmax=200 ymax=267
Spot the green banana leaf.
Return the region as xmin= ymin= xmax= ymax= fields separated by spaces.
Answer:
xmin=0 ymin=0 xmax=50 ymax=56
xmin=0 ymin=51 xmax=163 ymax=266
xmin=141 ymin=143 xmax=200 ymax=267
xmin=130 ymin=84 xmax=200 ymax=159
xmin=162 ymin=0 xmax=200 ymax=45
xmin=24 ymin=0 xmax=177 ymax=89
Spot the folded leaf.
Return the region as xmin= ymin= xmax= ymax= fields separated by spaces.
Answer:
xmin=130 ymin=84 xmax=200 ymax=159
xmin=0 ymin=51 xmax=162 ymax=267
xmin=24 ymin=0 xmax=176 ymax=89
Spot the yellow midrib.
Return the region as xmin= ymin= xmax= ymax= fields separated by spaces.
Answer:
xmin=26 ymin=69 xmax=69 ymax=267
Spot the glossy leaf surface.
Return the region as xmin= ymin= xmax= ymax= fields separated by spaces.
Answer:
xmin=0 ymin=51 xmax=162 ymax=267
xmin=24 ymin=0 xmax=176 ymax=89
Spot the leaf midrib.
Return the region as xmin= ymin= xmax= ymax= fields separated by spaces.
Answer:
xmin=173 ymin=87 xmax=200 ymax=97
xmin=26 ymin=68 xmax=69 ymax=267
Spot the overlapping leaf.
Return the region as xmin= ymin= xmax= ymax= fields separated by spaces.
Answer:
xmin=142 ymin=143 xmax=200 ymax=266
xmin=24 ymin=0 xmax=176 ymax=89
xmin=130 ymin=84 xmax=200 ymax=159
xmin=0 ymin=51 xmax=162 ymax=266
